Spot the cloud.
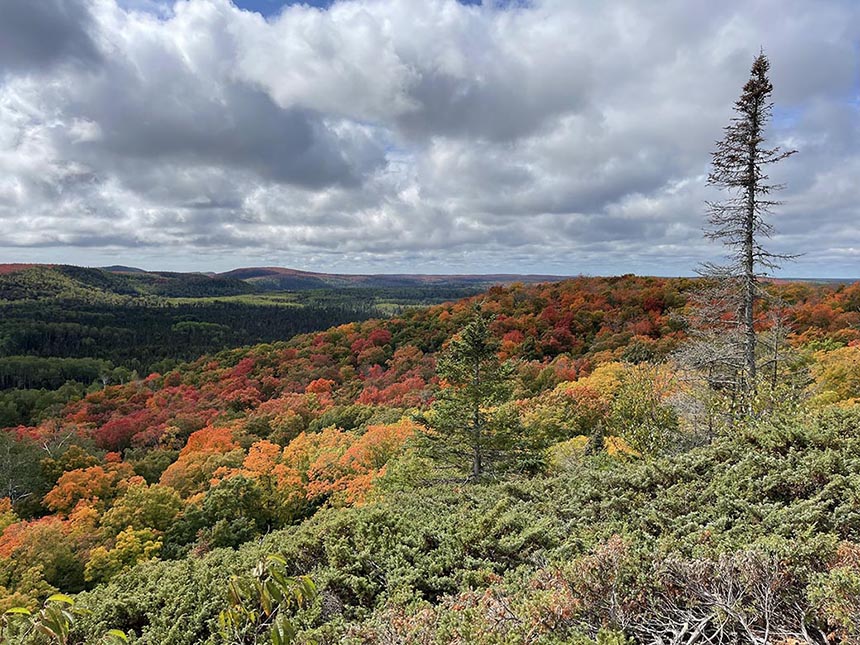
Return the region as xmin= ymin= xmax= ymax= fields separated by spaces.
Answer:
xmin=0 ymin=0 xmax=858 ymax=276
xmin=0 ymin=0 xmax=101 ymax=72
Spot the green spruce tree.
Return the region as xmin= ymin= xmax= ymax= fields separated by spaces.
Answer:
xmin=418 ymin=307 xmax=531 ymax=480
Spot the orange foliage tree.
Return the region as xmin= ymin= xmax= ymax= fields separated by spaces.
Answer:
xmin=43 ymin=463 xmax=140 ymax=515
xmin=159 ymin=425 xmax=244 ymax=497
xmin=233 ymin=420 xmax=416 ymax=510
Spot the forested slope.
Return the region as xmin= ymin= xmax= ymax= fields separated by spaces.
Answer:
xmin=0 ymin=266 xmax=479 ymax=429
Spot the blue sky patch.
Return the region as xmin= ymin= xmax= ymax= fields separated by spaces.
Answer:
xmin=233 ymin=0 xmax=484 ymax=17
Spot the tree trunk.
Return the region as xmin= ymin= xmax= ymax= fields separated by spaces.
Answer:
xmin=472 ymin=444 xmax=482 ymax=479
xmin=743 ymin=101 xmax=760 ymax=396
xmin=472 ymin=356 xmax=482 ymax=479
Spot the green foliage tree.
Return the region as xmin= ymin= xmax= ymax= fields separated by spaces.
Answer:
xmin=100 ymin=483 xmax=183 ymax=536
xmin=84 ymin=528 xmax=162 ymax=585
xmin=418 ymin=308 xmax=528 ymax=480
xmin=218 ymin=555 xmax=315 ymax=645
xmin=1 ymin=593 xmax=128 ymax=645
xmin=608 ymin=367 xmax=680 ymax=455
xmin=173 ymin=476 xmax=274 ymax=551
xmin=0 ymin=432 xmax=48 ymax=515
xmin=0 ymin=382 xmax=85 ymax=428
xmin=125 ymin=448 xmax=179 ymax=485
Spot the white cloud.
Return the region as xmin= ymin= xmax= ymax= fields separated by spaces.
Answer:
xmin=0 ymin=0 xmax=858 ymax=276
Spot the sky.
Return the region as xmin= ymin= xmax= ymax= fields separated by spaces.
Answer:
xmin=0 ymin=0 xmax=858 ymax=277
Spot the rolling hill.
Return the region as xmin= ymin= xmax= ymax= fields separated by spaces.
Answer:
xmin=218 ymin=266 xmax=571 ymax=290
xmin=0 ymin=264 xmax=570 ymax=301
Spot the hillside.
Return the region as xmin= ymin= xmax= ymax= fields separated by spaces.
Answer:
xmin=0 ymin=265 xmax=383 ymax=427
xmin=1 ymin=276 xmax=860 ymax=642
xmin=219 ymin=266 xmax=571 ymax=291
xmin=0 ymin=264 xmax=572 ymax=301
xmin=0 ymin=264 xmax=567 ymax=426
xmin=0 ymin=265 xmax=258 ymax=301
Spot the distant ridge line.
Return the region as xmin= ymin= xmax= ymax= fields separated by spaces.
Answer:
xmin=0 ymin=264 xmax=855 ymax=284
xmin=218 ymin=265 xmax=570 ymax=280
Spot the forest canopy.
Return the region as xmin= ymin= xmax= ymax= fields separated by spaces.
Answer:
xmin=2 ymin=272 xmax=860 ymax=643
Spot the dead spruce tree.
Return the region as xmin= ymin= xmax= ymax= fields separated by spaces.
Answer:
xmin=693 ymin=52 xmax=796 ymax=407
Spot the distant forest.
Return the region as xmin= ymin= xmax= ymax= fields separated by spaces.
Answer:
xmin=0 ymin=265 xmax=484 ymax=427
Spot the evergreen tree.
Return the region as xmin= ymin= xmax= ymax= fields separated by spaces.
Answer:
xmin=418 ymin=307 xmax=527 ymax=480
xmin=698 ymin=51 xmax=796 ymax=399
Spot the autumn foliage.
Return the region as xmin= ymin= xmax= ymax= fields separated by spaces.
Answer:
xmin=2 ymin=275 xmax=860 ymax=610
